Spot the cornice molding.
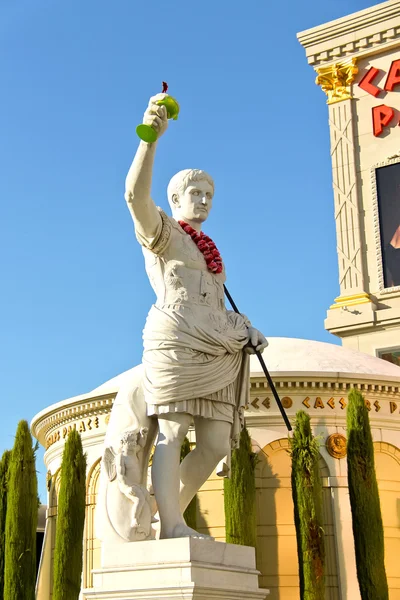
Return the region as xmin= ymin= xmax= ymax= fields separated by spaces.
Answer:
xmin=31 ymin=392 xmax=115 ymax=445
xmin=297 ymin=0 xmax=400 ymax=65
xmin=250 ymin=375 xmax=400 ymax=393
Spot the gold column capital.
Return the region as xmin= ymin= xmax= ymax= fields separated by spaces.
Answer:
xmin=315 ymin=58 xmax=358 ymax=104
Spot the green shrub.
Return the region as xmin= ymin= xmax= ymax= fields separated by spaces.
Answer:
xmin=4 ymin=421 xmax=38 ymax=600
xmin=0 ymin=449 xmax=11 ymax=599
xmin=290 ymin=411 xmax=325 ymax=600
xmin=347 ymin=389 xmax=388 ymax=600
xmin=53 ymin=429 xmax=86 ymax=600
xmin=224 ymin=426 xmax=257 ymax=547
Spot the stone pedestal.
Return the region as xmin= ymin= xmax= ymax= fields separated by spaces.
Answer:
xmin=82 ymin=538 xmax=269 ymax=600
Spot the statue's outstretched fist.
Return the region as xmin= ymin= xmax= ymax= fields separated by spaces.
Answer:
xmin=142 ymin=94 xmax=168 ymax=139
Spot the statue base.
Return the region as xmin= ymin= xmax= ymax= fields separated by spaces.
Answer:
xmin=82 ymin=537 xmax=269 ymax=600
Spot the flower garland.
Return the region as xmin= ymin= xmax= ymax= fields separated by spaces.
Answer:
xmin=178 ymin=221 xmax=223 ymax=274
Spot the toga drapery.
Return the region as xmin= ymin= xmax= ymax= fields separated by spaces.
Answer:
xmin=135 ymin=208 xmax=251 ymax=453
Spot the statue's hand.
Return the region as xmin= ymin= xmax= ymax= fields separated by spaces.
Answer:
xmin=245 ymin=327 xmax=268 ymax=355
xmin=142 ymin=94 xmax=169 ymax=139
xmin=128 ymin=487 xmax=138 ymax=498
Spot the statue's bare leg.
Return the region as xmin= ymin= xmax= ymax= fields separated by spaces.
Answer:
xmin=179 ymin=417 xmax=231 ymax=513
xmin=152 ymin=412 xmax=194 ymax=539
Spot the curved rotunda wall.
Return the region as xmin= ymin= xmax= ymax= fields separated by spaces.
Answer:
xmin=31 ymin=338 xmax=400 ymax=600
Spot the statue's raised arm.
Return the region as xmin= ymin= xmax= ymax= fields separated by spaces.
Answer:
xmin=124 ymin=94 xmax=169 ymax=244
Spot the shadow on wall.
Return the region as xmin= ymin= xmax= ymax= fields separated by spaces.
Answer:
xmin=196 ymin=471 xmax=226 ymax=541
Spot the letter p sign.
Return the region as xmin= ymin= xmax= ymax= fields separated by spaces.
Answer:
xmin=372 ymin=104 xmax=395 ymax=136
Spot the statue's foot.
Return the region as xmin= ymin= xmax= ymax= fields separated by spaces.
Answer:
xmin=129 ymin=524 xmax=148 ymax=542
xmin=160 ymin=522 xmax=214 ymax=540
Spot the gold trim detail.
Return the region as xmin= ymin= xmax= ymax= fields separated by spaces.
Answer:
xmin=330 ymin=292 xmax=372 ymax=310
xmin=326 ymin=434 xmax=347 ymax=459
xmin=315 ymin=58 xmax=358 ymax=104
xmin=281 ymin=397 xmax=293 ymax=409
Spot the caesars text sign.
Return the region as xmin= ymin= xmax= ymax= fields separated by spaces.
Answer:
xmin=359 ymin=59 xmax=400 ymax=136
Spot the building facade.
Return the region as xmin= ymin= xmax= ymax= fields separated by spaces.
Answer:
xmin=298 ymin=0 xmax=400 ymax=362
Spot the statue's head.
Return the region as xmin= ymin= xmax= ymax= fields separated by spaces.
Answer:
xmin=167 ymin=169 xmax=214 ymax=224
xmin=120 ymin=430 xmax=139 ymax=451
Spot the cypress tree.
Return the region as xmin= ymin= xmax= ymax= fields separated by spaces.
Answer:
xmin=224 ymin=426 xmax=257 ymax=547
xmin=0 ymin=449 xmax=11 ymax=599
xmin=347 ymin=389 xmax=388 ymax=600
xmin=180 ymin=437 xmax=197 ymax=530
xmin=53 ymin=429 xmax=86 ymax=600
xmin=290 ymin=411 xmax=325 ymax=600
xmin=4 ymin=421 xmax=38 ymax=600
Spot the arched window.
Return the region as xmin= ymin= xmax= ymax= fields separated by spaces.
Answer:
xmin=83 ymin=458 xmax=101 ymax=588
xmin=39 ymin=468 xmax=61 ymax=599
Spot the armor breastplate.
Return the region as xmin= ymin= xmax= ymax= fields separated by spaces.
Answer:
xmin=161 ymin=263 xmax=225 ymax=311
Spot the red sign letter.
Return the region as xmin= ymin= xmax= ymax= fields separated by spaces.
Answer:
xmin=372 ymin=105 xmax=395 ymax=136
xmin=359 ymin=67 xmax=382 ymax=97
xmin=384 ymin=59 xmax=400 ymax=91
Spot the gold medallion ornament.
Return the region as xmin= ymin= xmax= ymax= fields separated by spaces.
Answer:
xmin=326 ymin=433 xmax=347 ymax=459
xmin=315 ymin=58 xmax=358 ymax=104
xmin=281 ymin=397 xmax=293 ymax=409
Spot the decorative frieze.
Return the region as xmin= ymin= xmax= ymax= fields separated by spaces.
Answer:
xmin=247 ymin=393 xmax=399 ymax=417
xmin=45 ymin=415 xmax=106 ymax=450
xmin=31 ymin=393 xmax=114 ymax=447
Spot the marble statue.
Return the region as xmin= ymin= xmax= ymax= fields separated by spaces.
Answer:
xmin=97 ymin=94 xmax=268 ymax=543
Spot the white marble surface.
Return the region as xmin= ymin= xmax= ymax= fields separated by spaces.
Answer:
xmin=101 ymin=537 xmax=256 ymax=569
xmin=82 ymin=538 xmax=269 ymax=600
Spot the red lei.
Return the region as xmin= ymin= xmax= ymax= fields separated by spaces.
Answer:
xmin=178 ymin=221 xmax=223 ymax=274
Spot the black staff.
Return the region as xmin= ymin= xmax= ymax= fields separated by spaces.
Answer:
xmin=224 ymin=285 xmax=292 ymax=432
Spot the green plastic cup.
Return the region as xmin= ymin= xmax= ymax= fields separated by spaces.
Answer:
xmin=136 ymin=95 xmax=180 ymax=143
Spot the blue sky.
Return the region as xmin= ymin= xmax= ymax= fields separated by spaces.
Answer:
xmin=1 ymin=0 xmax=378 ymax=497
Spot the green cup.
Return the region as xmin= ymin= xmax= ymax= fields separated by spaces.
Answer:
xmin=136 ymin=95 xmax=180 ymax=143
